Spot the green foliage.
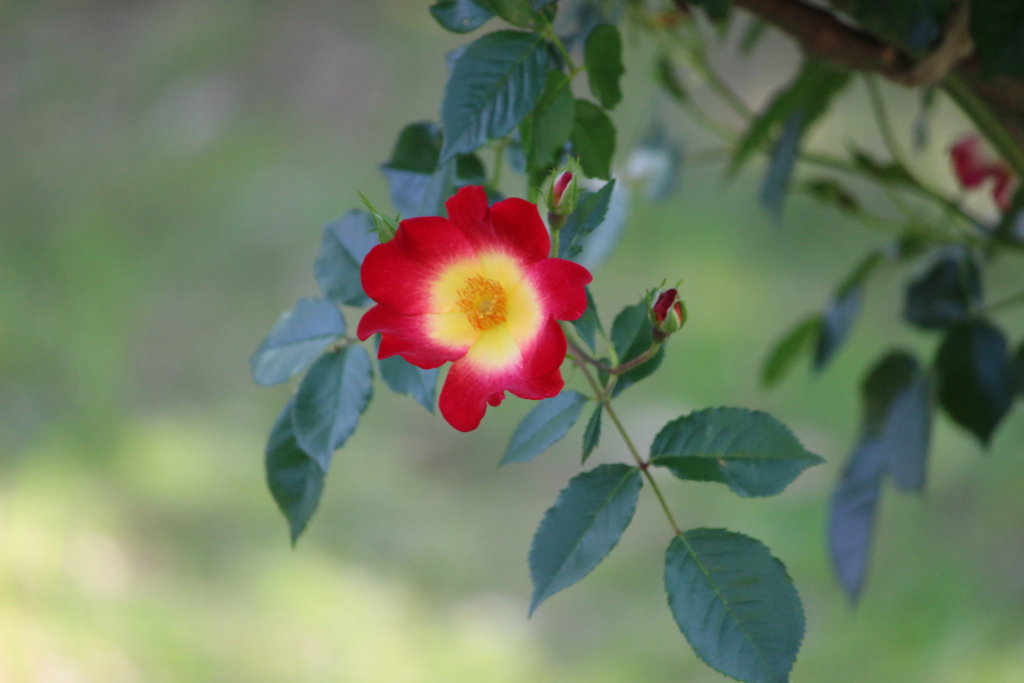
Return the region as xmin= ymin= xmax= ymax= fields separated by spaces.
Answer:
xmin=583 ymin=24 xmax=624 ymax=110
xmin=650 ymin=408 xmax=824 ymax=497
xmin=559 ymin=181 xmax=616 ymax=259
xmin=250 ymin=298 xmax=346 ymax=387
xmin=315 ymin=211 xmax=380 ymax=307
xmin=502 ymin=390 xmax=590 ymax=465
xmin=440 ymin=30 xmax=550 ymax=161
xmin=379 ymin=355 xmax=438 ymax=413
xmin=581 ymin=403 xmax=602 ymax=464
xmin=829 ymin=352 xmax=931 ymax=601
xmin=519 ymin=70 xmax=576 ymax=184
xmin=904 ymin=250 xmax=981 ymax=330
xmin=936 ymin=320 xmax=1015 ymax=446
xmin=665 ymin=529 xmax=804 ymax=683
xmin=570 ymin=288 xmax=602 ymax=353
xmin=529 ymin=464 xmax=642 ymax=614
xmin=607 ymin=300 xmax=664 ymax=396
xmin=265 ymin=400 xmax=325 ymax=545
xmin=761 ymin=316 xmax=822 ymax=389
xmin=570 ymin=99 xmax=616 ymax=180
xmin=472 ymin=0 xmax=537 ymax=27
xmin=250 ymin=1 xmax=1024 ymax=678
xmin=380 ymin=121 xmax=486 ymax=218
xmin=292 ymin=346 xmax=374 ymax=470
xmin=430 ymin=0 xmax=494 ymax=34
xmin=730 ymin=60 xmax=850 ymax=178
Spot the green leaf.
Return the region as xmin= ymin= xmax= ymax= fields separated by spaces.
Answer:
xmin=380 ymin=121 xmax=486 ymax=218
xmin=936 ymin=319 xmax=1015 ymax=446
xmin=862 ymin=351 xmax=932 ymax=491
xmin=665 ymin=529 xmax=805 ymax=683
xmin=730 ymin=60 xmax=850 ymax=177
xmin=292 ymin=346 xmax=374 ymax=470
xmin=655 ymin=55 xmax=688 ymax=102
xmin=529 ymin=464 xmax=642 ymax=614
xmin=584 ymin=24 xmax=624 ymax=110
xmin=904 ymin=248 xmax=981 ymax=330
xmin=250 ymin=298 xmax=346 ymax=387
xmin=831 ymin=351 xmax=932 ymax=599
xmin=430 ymin=0 xmax=494 ymax=33
xmin=829 ymin=396 xmax=888 ymax=602
xmin=559 ymin=180 xmax=616 ymax=259
xmin=759 ymin=110 xmax=803 ymax=222
xmin=379 ymin=355 xmax=439 ymax=413
xmin=761 ymin=316 xmax=822 ymax=389
xmin=814 ymin=286 xmax=862 ymax=371
xmin=570 ymin=287 xmax=602 ymax=352
xmin=607 ymin=301 xmax=664 ymax=397
xmin=472 ymin=0 xmax=536 ymax=26
xmin=972 ymin=0 xmax=1024 ymax=77
xmin=266 ymin=400 xmax=325 ymax=545
xmin=440 ymin=30 xmax=550 ymax=162
xmin=519 ymin=70 xmax=576 ymax=179
xmin=571 ymin=99 xmax=616 ymax=180
xmin=315 ymin=210 xmax=380 ymax=307
xmin=501 ymin=390 xmax=590 ymax=465
xmin=650 ymin=407 xmax=824 ymax=497
xmin=581 ymin=403 xmax=602 ymax=464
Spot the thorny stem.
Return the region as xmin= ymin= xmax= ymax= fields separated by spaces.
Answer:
xmin=566 ymin=331 xmax=682 ymax=536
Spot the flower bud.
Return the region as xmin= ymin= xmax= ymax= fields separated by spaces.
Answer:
xmin=648 ymin=286 xmax=686 ymax=340
xmin=545 ymin=160 xmax=580 ymax=217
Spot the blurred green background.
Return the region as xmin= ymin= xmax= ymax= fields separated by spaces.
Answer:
xmin=3 ymin=1 xmax=1024 ymax=681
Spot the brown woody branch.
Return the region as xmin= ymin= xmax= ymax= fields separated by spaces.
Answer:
xmin=674 ymin=0 xmax=1024 ymax=144
xmin=731 ymin=0 xmax=914 ymax=80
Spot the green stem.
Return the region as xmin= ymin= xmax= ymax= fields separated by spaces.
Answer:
xmin=490 ymin=138 xmax=506 ymax=188
xmin=569 ymin=339 xmax=661 ymax=376
xmin=540 ymin=22 xmax=580 ymax=76
xmin=942 ymin=73 xmax=1024 ymax=180
xmin=865 ymin=75 xmax=909 ymax=172
xmin=570 ymin=348 xmax=682 ymax=536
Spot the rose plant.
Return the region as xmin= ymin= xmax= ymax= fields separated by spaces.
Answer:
xmin=251 ymin=1 xmax=1024 ymax=680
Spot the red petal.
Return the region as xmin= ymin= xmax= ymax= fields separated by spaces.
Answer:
xmin=437 ymin=317 xmax=567 ymax=431
xmin=518 ymin=316 xmax=568 ymax=383
xmin=993 ymin=172 xmax=1019 ymax=212
xmin=438 ymin=360 xmax=508 ymax=431
xmin=951 ymin=135 xmax=1004 ymax=189
xmin=361 ymin=216 xmax=477 ymax=315
xmin=525 ymin=258 xmax=593 ymax=321
xmin=489 ymin=197 xmax=551 ymax=264
xmin=357 ymin=304 xmax=468 ymax=369
xmin=446 ymin=186 xmax=550 ymax=265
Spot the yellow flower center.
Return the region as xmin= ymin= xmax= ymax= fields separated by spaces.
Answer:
xmin=456 ymin=275 xmax=508 ymax=331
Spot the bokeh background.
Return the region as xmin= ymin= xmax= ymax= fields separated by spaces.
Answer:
xmin=3 ymin=1 xmax=1024 ymax=681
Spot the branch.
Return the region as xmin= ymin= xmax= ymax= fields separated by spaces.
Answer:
xmin=697 ymin=0 xmax=1024 ymax=147
xmin=729 ymin=0 xmax=913 ymax=79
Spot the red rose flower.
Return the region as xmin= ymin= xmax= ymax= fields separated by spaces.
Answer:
xmin=950 ymin=134 xmax=1019 ymax=211
xmin=357 ymin=186 xmax=593 ymax=432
